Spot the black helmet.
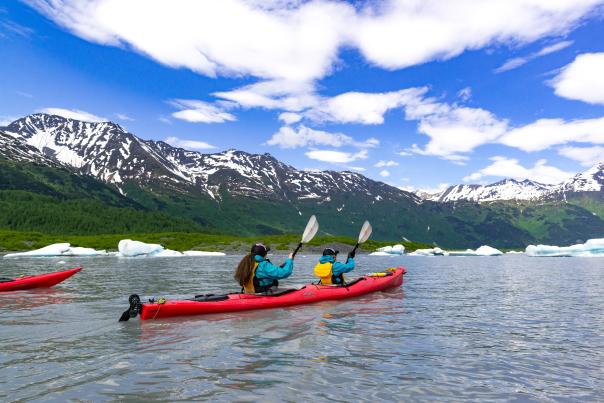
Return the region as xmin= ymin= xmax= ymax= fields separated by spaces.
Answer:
xmin=322 ymin=248 xmax=339 ymax=256
xmin=251 ymin=243 xmax=270 ymax=257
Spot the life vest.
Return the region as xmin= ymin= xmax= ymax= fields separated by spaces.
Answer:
xmin=314 ymin=260 xmax=345 ymax=285
xmin=243 ymin=261 xmax=278 ymax=294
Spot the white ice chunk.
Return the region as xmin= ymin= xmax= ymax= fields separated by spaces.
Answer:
xmin=373 ymin=244 xmax=405 ymax=255
xmin=62 ymin=247 xmax=107 ymax=256
xmin=525 ymin=238 xmax=604 ymax=257
xmin=118 ymin=239 xmax=164 ymax=257
xmin=183 ymin=251 xmax=227 ymax=256
xmin=407 ymin=247 xmax=448 ymax=256
xmin=4 ymin=243 xmax=107 ymax=257
xmin=153 ymin=249 xmax=183 ymax=257
xmin=368 ymin=251 xmax=396 ymax=256
xmin=449 ymin=245 xmax=503 ymax=256
xmin=4 ymin=243 xmax=72 ymax=258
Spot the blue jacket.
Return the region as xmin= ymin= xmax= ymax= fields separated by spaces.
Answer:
xmin=254 ymin=255 xmax=294 ymax=288
xmin=319 ymin=255 xmax=355 ymax=282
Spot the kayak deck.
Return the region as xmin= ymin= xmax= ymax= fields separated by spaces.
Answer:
xmin=0 ymin=267 xmax=82 ymax=292
xmin=136 ymin=267 xmax=406 ymax=320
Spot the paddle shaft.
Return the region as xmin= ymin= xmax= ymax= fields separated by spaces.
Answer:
xmin=350 ymin=242 xmax=360 ymax=255
xmin=291 ymin=242 xmax=303 ymax=258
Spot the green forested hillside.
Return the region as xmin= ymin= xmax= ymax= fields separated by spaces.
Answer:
xmin=1 ymin=157 xmax=603 ymax=249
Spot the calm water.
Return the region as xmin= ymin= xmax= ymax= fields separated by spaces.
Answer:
xmin=1 ymin=254 xmax=603 ymax=402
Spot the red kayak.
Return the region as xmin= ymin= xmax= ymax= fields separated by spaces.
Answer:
xmin=121 ymin=267 xmax=406 ymax=321
xmin=0 ymin=267 xmax=82 ymax=292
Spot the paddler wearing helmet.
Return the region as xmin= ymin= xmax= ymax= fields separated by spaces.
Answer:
xmin=314 ymin=247 xmax=355 ymax=285
xmin=235 ymin=243 xmax=294 ymax=294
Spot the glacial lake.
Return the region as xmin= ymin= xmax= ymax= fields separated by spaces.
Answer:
xmin=1 ymin=254 xmax=603 ymax=402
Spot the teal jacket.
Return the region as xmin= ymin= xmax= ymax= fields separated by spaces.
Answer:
xmin=319 ymin=255 xmax=355 ymax=283
xmin=255 ymin=255 xmax=294 ymax=288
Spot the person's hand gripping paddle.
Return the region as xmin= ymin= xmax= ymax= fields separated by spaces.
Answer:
xmin=291 ymin=215 xmax=319 ymax=258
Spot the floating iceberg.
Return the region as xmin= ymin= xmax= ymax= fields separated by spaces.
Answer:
xmin=525 ymin=238 xmax=604 ymax=257
xmin=408 ymin=247 xmax=448 ymax=256
xmin=449 ymin=245 xmax=503 ymax=256
xmin=506 ymin=251 xmax=524 ymax=255
xmin=183 ymin=251 xmax=226 ymax=256
xmin=117 ymin=239 xmax=226 ymax=257
xmin=369 ymin=244 xmax=405 ymax=256
xmin=118 ymin=239 xmax=163 ymax=257
xmin=4 ymin=243 xmax=107 ymax=258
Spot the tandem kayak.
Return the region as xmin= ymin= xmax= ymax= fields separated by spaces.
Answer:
xmin=0 ymin=267 xmax=82 ymax=292
xmin=120 ymin=267 xmax=406 ymax=321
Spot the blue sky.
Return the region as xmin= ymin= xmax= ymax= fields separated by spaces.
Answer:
xmin=1 ymin=0 xmax=604 ymax=192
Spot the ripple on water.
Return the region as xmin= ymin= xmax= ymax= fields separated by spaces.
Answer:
xmin=0 ymin=255 xmax=603 ymax=401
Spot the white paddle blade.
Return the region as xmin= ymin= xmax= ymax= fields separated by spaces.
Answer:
xmin=301 ymin=215 xmax=319 ymax=243
xmin=358 ymin=220 xmax=372 ymax=244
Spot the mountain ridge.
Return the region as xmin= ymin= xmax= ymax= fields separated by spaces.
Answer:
xmin=1 ymin=113 xmax=603 ymax=248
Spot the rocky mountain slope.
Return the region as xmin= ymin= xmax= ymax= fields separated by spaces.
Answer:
xmin=425 ymin=164 xmax=604 ymax=203
xmin=2 ymin=113 xmax=603 ymax=248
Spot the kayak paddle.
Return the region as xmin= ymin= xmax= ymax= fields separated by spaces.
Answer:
xmin=350 ymin=220 xmax=372 ymax=255
xmin=291 ymin=215 xmax=319 ymax=258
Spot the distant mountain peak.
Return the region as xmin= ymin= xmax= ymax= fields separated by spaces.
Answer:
xmin=0 ymin=113 xmax=419 ymax=205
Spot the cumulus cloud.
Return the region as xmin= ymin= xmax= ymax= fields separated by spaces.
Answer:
xmin=495 ymin=40 xmax=573 ymax=73
xmin=305 ymin=149 xmax=368 ymax=163
xmin=558 ymin=146 xmax=604 ymax=166
xmin=305 ymin=88 xmax=427 ymax=125
xmin=404 ymin=99 xmax=508 ymax=162
xmin=25 ymin=0 xmax=602 ymax=90
xmin=499 ymin=117 xmax=604 ymax=152
xmin=169 ymin=99 xmax=236 ymax=123
xmin=463 ymin=157 xmax=574 ymax=184
xmin=379 ymin=169 xmax=391 ymax=177
xmin=165 ymin=136 xmax=216 ymax=150
xmin=267 ymin=125 xmax=379 ymax=150
xmin=38 ymin=107 xmax=107 ymax=122
xmin=278 ymin=112 xmax=302 ymax=125
xmin=551 ymin=52 xmax=604 ymax=105
xmin=375 ymin=160 xmax=399 ymax=167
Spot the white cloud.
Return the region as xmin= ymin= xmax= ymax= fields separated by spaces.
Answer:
xmin=38 ymin=107 xmax=107 ymax=122
xmin=463 ymin=156 xmax=574 ymax=184
xmin=278 ymin=112 xmax=302 ymax=125
xmin=375 ymin=160 xmax=399 ymax=168
xmin=305 ymin=88 xmax=427 ymax=125
xmin=379 ymin=169 xmax=391 ymax=177
xmin=158 ymin=116 xmax=171 ymax=124
xmin=353 ymin=1 xmax=597 ymax=70
xmin=405 ymin=99 xmax=508 ymax=161
xmin=169 ymin=99 xmax=236 ymax=123
xmin=551 ymin=52 xmax=604 ymax=105
xmin=499 ymin=117 xmax=604 ymax=152
xmin=25 ymin=0 xmax=602 ymax=92
xmin=495 ymin=40 xmax=573 ymax=73
xmin=165 ymin=136 xmax=216 ymax=150
xmin=346 ymin=166 xmax=366 ymax=172
xmin=115 ymin=113 xmax=134 ymax=121
xmin=559 ymin=146 xmax=604 ymax=166
xmin=305 ymin=149 xmax=368 ymax=163
xmin=267 ymin=125 xmax=378 ymax=150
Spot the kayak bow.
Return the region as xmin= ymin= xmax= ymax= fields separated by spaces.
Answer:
xmin=0 ymin=267 xmax=82 ymax=292
xmin=120 ymin=267 xmax=406 ymax=321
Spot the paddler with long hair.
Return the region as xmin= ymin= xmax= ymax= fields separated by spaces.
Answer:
xmin=235 ymin=243 xmax=294 ymax=294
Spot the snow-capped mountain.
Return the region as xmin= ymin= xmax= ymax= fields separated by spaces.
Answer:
xmin=0 ymin=114 xmax=418 ymax=203
xmin=424 ymin=164 xmax=604 ymax=203
xmin=556 ymin=162 xmax=604 ymax=194
xmin=430 ymin=179 xmax=553 ymax=203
